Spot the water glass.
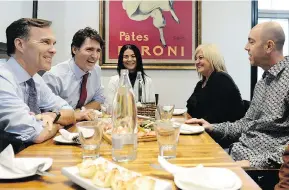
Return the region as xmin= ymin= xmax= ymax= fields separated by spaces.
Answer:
xmin=76 ymin=121 xmax=103 ymax=160
xmin=157 ymin=105 xmax=175 ymax=120
xmin=154 ymin=120 xmax=181 ymax=159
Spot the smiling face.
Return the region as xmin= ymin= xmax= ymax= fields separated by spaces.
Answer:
xmin=19 ymin=26 xmax=56 ymax=75
xmin=73 ymin=38 xmax=101 ymax=72
xmin=123 ymin=49 xmax=137 ymax=72
xmin=195 ymin=50 xmax=214 ymax=78
xmin=244 ymin=26 xmax=268 ymax=68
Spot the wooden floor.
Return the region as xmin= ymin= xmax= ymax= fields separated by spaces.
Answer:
xmin=0 ymin=126 xmax=261 ymax=190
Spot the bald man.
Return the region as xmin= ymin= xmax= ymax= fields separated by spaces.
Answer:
xmin=186 ymin=21 xmax=289 ymax=169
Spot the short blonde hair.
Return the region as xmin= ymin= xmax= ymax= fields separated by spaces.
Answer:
xmin=194 ymin=44 xmax=227 ymax=79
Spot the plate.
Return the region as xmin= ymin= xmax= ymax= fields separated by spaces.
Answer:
xmin=62 ymin=157 xmax=172 ymax=190
xmin=0 ymin=158 xmax=53 ymax=179
xmin=180 ymin=124 xmax=204 ymax=135
xmin=174 ymin=167 xmax=242 ymax=190
xmin=173 ymin=108 xmax=187 ymax=116
xmin=53 ymin=135 xmax=80 ymax=144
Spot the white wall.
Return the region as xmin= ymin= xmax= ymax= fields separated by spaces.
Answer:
xmin=0 ymin=1 xmax=252 ymax=107
xmin=0 ymin=1 xmax=33 ymax=42
xmin=202 ymin=1 xmax=251 ymax=101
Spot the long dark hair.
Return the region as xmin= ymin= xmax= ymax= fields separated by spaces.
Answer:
xmin=117 ymin=44 xmax=146 ymax=83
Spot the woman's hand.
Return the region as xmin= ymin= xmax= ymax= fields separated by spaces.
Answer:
xmin=185 ymin=118 xmax=213 ymax=132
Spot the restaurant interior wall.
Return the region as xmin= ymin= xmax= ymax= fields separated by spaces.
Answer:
xmin=0 ymin=0 xmax=251 ymax=108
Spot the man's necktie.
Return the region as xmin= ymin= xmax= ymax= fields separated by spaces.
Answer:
xmin=76 ymin=73 xmax=89 ymax=109
xmin=26 ymin=78 xmax=41 ymax=114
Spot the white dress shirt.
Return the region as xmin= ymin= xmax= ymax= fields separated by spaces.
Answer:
xmin=106 ymin=74 xmax=155 ymax=106
xmin=42 ymin=58 xmax=105 ymax=109
xmin=0 ymin=57 xmax=72 ymax=142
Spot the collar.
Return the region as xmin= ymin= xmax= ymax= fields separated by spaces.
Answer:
xmin=6 ymin=57 xmax=36 ymax=84
xmin=262 ymin=56 xmax=289 ymax=79
xmin=69 ymin=58 xmax=90 ymax=79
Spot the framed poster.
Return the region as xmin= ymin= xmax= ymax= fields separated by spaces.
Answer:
xmin=99 ymin=0 xmax=201 ymax=70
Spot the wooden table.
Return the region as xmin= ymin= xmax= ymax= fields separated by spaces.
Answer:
xmin=0 ymin=127 xmax=261 ymax=190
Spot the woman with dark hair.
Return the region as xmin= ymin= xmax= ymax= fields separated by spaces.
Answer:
xmin=106 ymin=44 xmax=155 ymax=106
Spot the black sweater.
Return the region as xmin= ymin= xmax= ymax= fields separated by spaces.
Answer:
xmin=186 ymin=71 xmax=246 ymax=124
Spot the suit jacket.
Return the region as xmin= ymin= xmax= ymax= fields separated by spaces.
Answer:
xmin=275 ymin=145 xmax=289 ymax=190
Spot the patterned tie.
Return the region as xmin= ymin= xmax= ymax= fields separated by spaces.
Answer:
xmin=26 ymin=78 xmax=41 ymax=114
xmin=76 ymin=73 xmax=89 ymax=109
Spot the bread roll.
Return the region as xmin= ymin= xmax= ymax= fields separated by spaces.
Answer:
xmin=92 ymin=168 xmax=114 ymax=187
xmin=77 ymin=160 xmax=96 ymax=178
xmin=126 ymin=176 xmax=156 ymax=190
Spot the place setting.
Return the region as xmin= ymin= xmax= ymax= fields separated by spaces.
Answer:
xmin=0 ymin=145 xmax=53 ymax=180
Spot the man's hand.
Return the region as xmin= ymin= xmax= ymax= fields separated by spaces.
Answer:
xmin=75 ymin=108 xmax=96 ymax=121
xmin=185 ymin=118 xmax=213 ymax=132
xmin=34 ymin=123 xmax=63 ymax=143
xmin=236 ymin=160 xmax=250 ymax=168
xmin=35 ymin=112 xmax=57 ymax=131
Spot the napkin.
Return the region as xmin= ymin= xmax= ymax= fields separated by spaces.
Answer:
xmin=158 ymin=156 xmax=189 ymax=174
xmin=59 ymin=129 xmax=80 ymax=143
xmin=0 ymin=145 xmax=51 ymax=177
xmin=158 ymin=156 xmax=241 ymax=190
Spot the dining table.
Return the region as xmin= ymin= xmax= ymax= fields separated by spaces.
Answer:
xmin=0 ymin=122 xmax=261 ymax=190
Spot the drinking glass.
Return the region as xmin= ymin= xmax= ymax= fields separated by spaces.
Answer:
xmin=76 ymin=121 xmax=103 ymax=160
xmin=154 ymin=120 xmax=181 ymax=159
xmin=157 ymin=105 xmax=175 ymax=120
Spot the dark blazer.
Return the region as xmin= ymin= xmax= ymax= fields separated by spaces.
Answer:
xmin=275 ymin=145 xmax=289 ymax=190
xmin=186 ymin=71 xmax=246 ymax=124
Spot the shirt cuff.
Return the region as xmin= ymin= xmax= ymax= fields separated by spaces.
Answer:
xmin=27 ymin=119 xmax=44 ymax=142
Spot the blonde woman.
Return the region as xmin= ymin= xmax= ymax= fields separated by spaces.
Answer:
xmin=186 ymin=44 xmax=246 ymax=123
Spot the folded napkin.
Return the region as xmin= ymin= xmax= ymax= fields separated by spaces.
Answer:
xmin=0 ymin=145 xmax=52 ymax=177
xmin=158 ymin=156 xmax=190 ymax=174
xmin=59 ymin=129 xmax=80 ymax=143
xmin=158 ymin=156 xmax=241 ymax=190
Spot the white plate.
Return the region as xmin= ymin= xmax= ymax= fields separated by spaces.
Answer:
xmin=54 ymin=130 xmax=94 ymax=144
xmin=173 ymin=108 xmax=187 ymax=116
xmin=62 ymin=157 xmax=172 ymax=190
xmin=0 ymin=158 xmax=53 ymax=179
xmin=174 ymin=167 xmax=242 ymax=190
xmin=180 ymin=124 xmax=204 ymax=135
xmin=53 ymin=135 xmax=80 ymax=144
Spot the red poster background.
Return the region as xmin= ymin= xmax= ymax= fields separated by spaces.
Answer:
xmin=107 ymin=1 xmax=193 ymax=61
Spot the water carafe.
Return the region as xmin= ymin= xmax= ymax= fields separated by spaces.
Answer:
xmin=134 ymin=71 xmax=146 ymax=103
xmin=111 ymin=69 xmax=137 ymax=162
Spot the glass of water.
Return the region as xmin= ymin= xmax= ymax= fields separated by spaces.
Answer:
xmin=76 ymin=121 xmax=103 ymax=160
xmin=154 ymin=120 xmax=181 ymax=159
xmin=157 ymin=105 xmax=175 ymax=120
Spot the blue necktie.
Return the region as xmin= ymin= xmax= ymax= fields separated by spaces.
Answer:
xmin=26 ymin=78 xmax=41 ymax=114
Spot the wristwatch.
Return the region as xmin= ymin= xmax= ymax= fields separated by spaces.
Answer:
xmin=53 ymin=111 xmax=61 ymax=123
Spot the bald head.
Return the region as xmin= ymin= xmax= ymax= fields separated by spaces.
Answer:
xmin=254 ymin=21 xmax=285 ymax=52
